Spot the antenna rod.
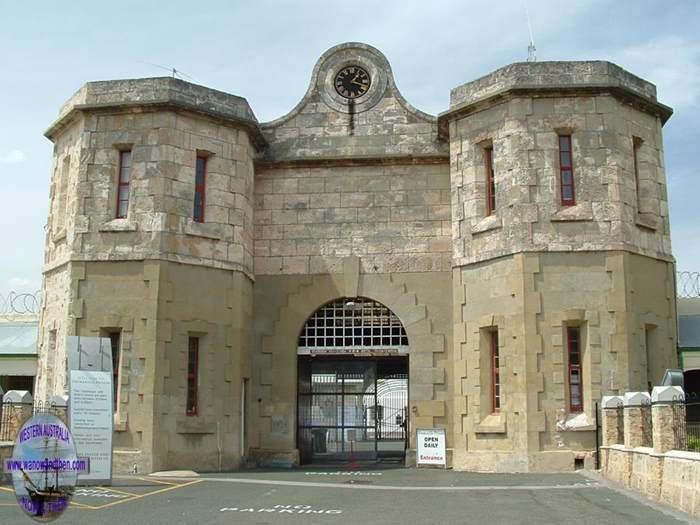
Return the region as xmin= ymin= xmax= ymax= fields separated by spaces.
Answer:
xmin=524 ymin=0 xmax=537 ymax=62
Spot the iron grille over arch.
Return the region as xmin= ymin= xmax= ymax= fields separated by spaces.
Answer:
xmin=298 ymin=297 xmax=408 ymax=352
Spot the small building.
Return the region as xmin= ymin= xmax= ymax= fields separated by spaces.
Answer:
xmin=678 ymin=274 xmax=700 ymax=396
xmin=34 ymin=42 xmax=678 ymax=473
xmin=0 ymin=314 xmax=38 ymax=394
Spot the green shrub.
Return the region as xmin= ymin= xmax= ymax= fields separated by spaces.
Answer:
xmin=688 ymin=435 xmax=700 ymax=453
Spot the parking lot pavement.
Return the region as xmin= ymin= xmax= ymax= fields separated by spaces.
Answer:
xmin=1 ymin=467 xmax=697 ymax=525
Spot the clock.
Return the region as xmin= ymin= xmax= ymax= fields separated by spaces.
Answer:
xmin=334 ymin=66 xmax=371 ymax=99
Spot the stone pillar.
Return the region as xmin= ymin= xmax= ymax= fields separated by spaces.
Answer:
xmin=623 ymin=392 xmax=651 ymax=449
xmin=2 ymin=390 xmax=34 ymax=442
xmin=50 ymin=395 xmax=69 ymax=426
xmin=601 ymin=396 xmax=624 ymax=445
xmin=651 ymin=386 xmax=684 ymax=454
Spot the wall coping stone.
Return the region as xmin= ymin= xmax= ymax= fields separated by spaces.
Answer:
xmin=623 ymin=391 xmax=651 ymax=406
xmin=601 ymin=395 xmax=624 ymax=409
xmin=2 ymin=390 xmax=32 ymax=404
xmin=651 ymin=385 xmax=684 ymax=403
xmin=49 ymin=395 xmax=69 ymax=407
xmin=45 ymin=77 xmax=266 ymax=150
xmin=665 ymin=450 xmax=700 ymax=461
xmin=449 ymin=61 xmax=658 ymax=106
xmin=437 ymin=61 xmax=673 ymax=139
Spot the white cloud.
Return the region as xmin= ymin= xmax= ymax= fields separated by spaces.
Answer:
xmin=611 ymin=35 xmax=700 ymax=110
xmin=0 ymin=150 xmax=27 ymax=164
xmin=6 ymin=277 xmax=40 ymax=293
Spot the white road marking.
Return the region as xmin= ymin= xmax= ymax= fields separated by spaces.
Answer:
xmin=74 ymin=489 xmax=128 ymax=499
xmin=199 ymin=477 xmax=600 ymax=491
xmin=304 ymin=471 xmax=383 ymax=476
xmin=221 ymin=504 xmax=342 ymax=514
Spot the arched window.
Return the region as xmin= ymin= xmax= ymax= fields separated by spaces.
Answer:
xmin=298 ymin=297 xmax=408 ymax=354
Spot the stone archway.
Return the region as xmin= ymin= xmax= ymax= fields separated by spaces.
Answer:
xmin=253 ymin=257 xmax=448 ymax=463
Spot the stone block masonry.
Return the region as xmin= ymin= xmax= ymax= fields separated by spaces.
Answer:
xmin=601 ymin=387 xmax=700 ymax=517
xmin=35 ymin=42 xmax=677 ymax=474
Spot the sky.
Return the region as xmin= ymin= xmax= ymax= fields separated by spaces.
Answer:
xmin=0 ymin=0 xmax=698 ymax=295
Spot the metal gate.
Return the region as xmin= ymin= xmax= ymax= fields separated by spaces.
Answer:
xmin=297 ymin=357 xmax=408 ymax=464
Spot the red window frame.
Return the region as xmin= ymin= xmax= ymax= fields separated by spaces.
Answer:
xmin=567 ymin=326 xmax=583 ymax=413
xmin=116 ymin=150 xmax=131 ymax=219
xmin=485 ymin=146 xmax=496 ymax=215
xmin=633 ymin=137 xmax=642 ymax=211
xmin=491 ymin=329 xmax=500 ymax=413
xmin=186 ymin=336 xmax=199 ymax=416
xmin=558 ymin=135 xmax=575 ymax=206
xmin=193 ymin=156 xmax=207 ymax=223
xmin=109 ymin=331 xmax=121 ymax=410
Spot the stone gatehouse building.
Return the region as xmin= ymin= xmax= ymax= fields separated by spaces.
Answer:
xmin=35 ymin=42 xmax=677 ymax=473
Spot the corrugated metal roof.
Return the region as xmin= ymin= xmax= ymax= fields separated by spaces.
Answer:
xmin=0 ymin=321 xmax=38 ymax=355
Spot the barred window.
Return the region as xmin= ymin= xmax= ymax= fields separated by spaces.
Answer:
xmin=116 ymin=150 xmax=131 ymax=219
xmin=193 ymin=156 xmax=207 ymax=223
xmin=633 ymin=136 xmax=643 ymax=211
xmin=108 ymin=331 xmax=121 ymax=410
xmin=298 ymin=298 xmax=408 ymax=350
xmin=567 ymin=326 xmax=583 ymax=412
xmin=491 ymin=329 xmax=500 ymax=413
xmin=484 ymin=146 xmax=496 ymax=215
xmin=186 ymin=336 xmax=199 ymax=416
xmin=558 ymin=135 xmax=575 ymax=206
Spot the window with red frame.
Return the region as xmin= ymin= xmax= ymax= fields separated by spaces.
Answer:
xmin=567 ymin=326 xmax=583 ymax=412
xmin=558 ymin=135 xmax=575 ymax=206
xmin=485 ymin=146 xmax=496 ymax=215
xmin=186 ymin=336 xmax=199 ymax=416
xmin=108 ymin=331 xmax=121 ymax=410
xmin=193 ymin=156 xmax=207 ymax=223
xmin=633 ymin=137 xmax=642 ymax=211
xmin=116 ymin=151 xmax=132 ymax=218
xmin=491 ymin=329 xmax=501 ymax=413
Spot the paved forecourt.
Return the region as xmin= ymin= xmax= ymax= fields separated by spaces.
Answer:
xmin=0 ymin=468 xmax=697 ymax=525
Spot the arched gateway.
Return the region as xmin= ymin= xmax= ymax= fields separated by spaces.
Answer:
xmin=297 ymin=297 xmax=409 ymax=464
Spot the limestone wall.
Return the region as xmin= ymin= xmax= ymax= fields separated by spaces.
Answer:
xmin=38 ymin=78 xmax=262 ymax=472
xmin=443 ymin=64 xmax=672 ymax=267
xmin=254 ymin=164 xmax=451 ymax=275
xmin=452 ymin=251 xmax=675 ymax=472
xmin=261 ymin=42 xmax=446 ymax=161
xmin=601 ymin=389 xmax=700 ymax=517
xmin=154 ymin=263 xmax=252 ymax=471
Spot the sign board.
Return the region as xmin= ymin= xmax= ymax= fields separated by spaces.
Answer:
xmin=67 ymin=336 xmax=113 ymax=485
xmin=297 ymin=347 xmax=408 ymax=356
xmin=416 ymin=428 xmax=446 ymax=467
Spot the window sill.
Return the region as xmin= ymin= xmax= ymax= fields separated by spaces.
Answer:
xmin=175 ymin=415 xmax=216 ymax=434
xmin=555 ymin=411 xmax=595 ymax=432
xmin=471 ymin=214 xmax=502 ymax=235
xmin=114 ymin=413 xmax=127 ymax=432
xmin=474 ymin=412 xmax=506 ymax=434
xmin=550 ymin=201 xmax=593 ymax=222
xmin=635 ymin=213 xmax=658 ymax=231
xmin=184 ymin=219 xmax=222 ymax=240
xmin=99 ymin=219 xmax=138 ymax=232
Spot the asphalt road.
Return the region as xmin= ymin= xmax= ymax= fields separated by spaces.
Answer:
xmin=1 ymin=467 xmax=697 ymax=525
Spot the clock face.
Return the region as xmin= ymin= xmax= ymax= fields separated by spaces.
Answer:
xmin=334 ymin=66 xmax=371 ymax=99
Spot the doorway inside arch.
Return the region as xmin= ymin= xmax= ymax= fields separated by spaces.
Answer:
xmin=297 ymin=298 xmax=409 ymax=464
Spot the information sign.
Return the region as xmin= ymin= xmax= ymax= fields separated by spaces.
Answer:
xmin=416 ymin=428 xmax=446 ymax=467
